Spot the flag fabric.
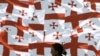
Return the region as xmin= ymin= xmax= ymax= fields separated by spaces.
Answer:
xmin=0 ymin=0 xmax=100 ymax=56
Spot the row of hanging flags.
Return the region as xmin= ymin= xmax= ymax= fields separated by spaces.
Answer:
xmin=0 ymin=0 xmax=100 ymax=56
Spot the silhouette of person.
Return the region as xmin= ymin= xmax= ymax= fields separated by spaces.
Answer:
xmin=51 ymin=43 xmax=67 ymax=56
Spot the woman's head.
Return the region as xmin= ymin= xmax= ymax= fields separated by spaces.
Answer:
xmin=51 ymin=43 xmax=66 ymax=56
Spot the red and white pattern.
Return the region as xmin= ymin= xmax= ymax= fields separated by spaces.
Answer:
xmin=0 ymin=0 xmax=100 ymax=56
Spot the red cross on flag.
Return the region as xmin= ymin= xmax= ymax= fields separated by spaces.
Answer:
xmin=0 ymin=0 xmax=100 ymax=56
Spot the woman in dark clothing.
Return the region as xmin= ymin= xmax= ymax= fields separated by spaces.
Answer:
xmin=51 ymin=43 xmax=67 ymax=56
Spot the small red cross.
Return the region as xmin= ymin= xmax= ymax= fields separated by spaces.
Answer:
xmin=48 ymin=3 xmax=58 ymax=11
xmin=31 ymin=13 xmax=37 ymax=21
xmin=86 ymin=21 xmax=96 ymax=30
xmin=85 ymin=33 xmax=94 ymax=41
xmin=32 ymin=16 xmax=37 ymax=21
xmin=50 ymin=22 xmax=58 ymax=29
xmin=84 ymin=0 xmax=100 ymax=10
xmin=29 ymin=32 xmax=36 ymax=37
xmin=68 ymin=1 xmax=76 ymax=7
xmin=19 ymin=10 xmax=27 ymax=16
xmin=53 ymin=32 xmax=62 ymax=39
xmin=87 ymin=21 xmax=94 ymax=26
xmin=15 ymin=36 xmax=24 ymax=42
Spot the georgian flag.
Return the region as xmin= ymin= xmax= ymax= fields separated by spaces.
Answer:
xmin=0 ymin=0 xmax=100 ymax=56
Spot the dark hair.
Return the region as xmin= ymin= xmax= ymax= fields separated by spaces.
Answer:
xmin=52 ymin=43 xmax=67 ymax=56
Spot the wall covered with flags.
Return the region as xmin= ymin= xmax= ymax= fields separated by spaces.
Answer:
xmin=0 ymin=0 xmax=100 ymax=56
